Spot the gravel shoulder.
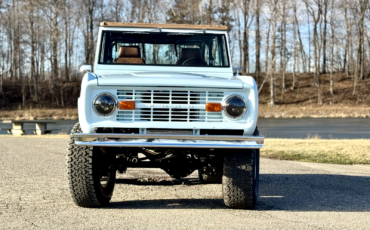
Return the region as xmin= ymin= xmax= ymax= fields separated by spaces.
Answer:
xmin=0 ymin=137 xmax=369 ymax=229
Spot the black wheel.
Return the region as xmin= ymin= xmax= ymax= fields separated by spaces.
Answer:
xmin=222 ymin=149 xmax=259 ymax=209
xmin=67 ymin=123 xmax=116 ymax=207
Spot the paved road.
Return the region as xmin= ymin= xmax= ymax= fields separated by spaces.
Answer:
xmin=0 ymin=137 xmax=369 ymax=229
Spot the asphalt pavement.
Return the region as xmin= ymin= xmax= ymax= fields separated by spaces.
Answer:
xmin=0 ymin=137 xmax=369 ymax=229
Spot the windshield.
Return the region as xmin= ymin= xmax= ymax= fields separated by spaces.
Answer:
xmin=98 ymin=31 xmax=229 ymax=67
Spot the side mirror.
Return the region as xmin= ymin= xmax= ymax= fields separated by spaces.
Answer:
xmin=79 ymin=65 xmax=92 ymax=73
xmin=233 ymin=67 xmax=242 ymax=76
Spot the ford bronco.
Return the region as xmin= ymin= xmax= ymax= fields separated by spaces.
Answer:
xmin=67 ymin=22 xmax=264 ymax=209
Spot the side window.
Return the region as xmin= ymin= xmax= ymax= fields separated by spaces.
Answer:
xmin=213 ymin=38 xmax=221 ymax=66
xmin=204 ymin=38 xmax=220 ymax=66
xmin=221 ymin=36 xmax=229 ymax=66
xmin=204 ymin=38 xmax=227 ymax=66
xmin=99 ymin=33 xmax=106 ymax=63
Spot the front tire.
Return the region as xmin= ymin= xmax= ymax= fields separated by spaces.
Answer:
xmin=67 ymin=123 xmax=116 ymax=207
xmin=222 ymin=149 xmax=259 ymax=209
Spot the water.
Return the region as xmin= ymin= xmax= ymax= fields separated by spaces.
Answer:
xmin=0 ymin=118 xmax=369 ymax=139
xmin=258 ymin=118 xmax=370 ymax=139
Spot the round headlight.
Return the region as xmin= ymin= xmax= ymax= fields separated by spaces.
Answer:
xmin=223 ymin=96 xmax=246 ymax=119
xmin=93 ymin=94 xmax=117 ymax=116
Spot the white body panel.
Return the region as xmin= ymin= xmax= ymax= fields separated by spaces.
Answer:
xmin=97 ymin=73 xmax=244 ymax=89
xmin=78 ymin=26 xmax=260 ymax=139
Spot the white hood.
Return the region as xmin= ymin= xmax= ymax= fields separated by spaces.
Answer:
xmin=97 ymin=72 xmax=244 ymax=89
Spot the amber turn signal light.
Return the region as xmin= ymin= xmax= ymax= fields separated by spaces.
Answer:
xmin=206 ymin=103 xmax=222 ymax=112
xmin=119 ymin=101 xmax=136 ymax=110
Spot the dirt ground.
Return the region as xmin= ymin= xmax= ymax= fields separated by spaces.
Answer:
xmin=257 ymin=73 xmax=370 ymax=106
xmin=257 ymin=72 xmax=370 ymax=118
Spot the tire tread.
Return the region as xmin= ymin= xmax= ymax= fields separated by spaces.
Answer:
xmin=66 ymin=123 xmax=107 ymax=207
xmin=222 ymin=150 xmax=257 ymax=209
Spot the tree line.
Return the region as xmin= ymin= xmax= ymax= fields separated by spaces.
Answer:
xmin=0 ymin=0 xmax=369 ymax=108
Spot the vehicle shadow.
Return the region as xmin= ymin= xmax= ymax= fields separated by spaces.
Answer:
xmin=108 ymin=199 xmax=225 ymax=209
xmin=109 ymin=173 xmax=370 ymax=211
xmin=257 ymin=173 xmax=370 ymax=212
xmin=115 ymin=177 xmax=201 ymax=186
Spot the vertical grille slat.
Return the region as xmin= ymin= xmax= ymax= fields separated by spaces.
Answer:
xmin=116 ymin=90 xmax=224 ymax=122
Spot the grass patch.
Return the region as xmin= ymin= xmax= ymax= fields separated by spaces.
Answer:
xmin=0 ymin=108 xmax=78 ymax=120
xmin=0 ymin=134 xmax=70 ymax=139
xmin=262 ymin=138 xmax=370 ymax=164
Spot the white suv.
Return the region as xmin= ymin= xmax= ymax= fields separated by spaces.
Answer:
xmin=67 ymin=22 xmax=264 ymax=209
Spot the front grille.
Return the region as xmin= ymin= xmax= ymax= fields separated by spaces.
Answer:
xmin=117 ymin=90 xmax=223 ymax=104
xmin=116 ymin=90 xmax=224 ymax=122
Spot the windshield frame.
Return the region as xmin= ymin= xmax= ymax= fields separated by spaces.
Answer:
xmin=96 ymin=29 xmax=231 ymax=68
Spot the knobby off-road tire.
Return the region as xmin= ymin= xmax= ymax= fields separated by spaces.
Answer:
xmin=222 ymin=149 xmax=259 ymax=209
xmin=67 ymin=123 xmax=116 ymax=207
xmin=222 ymin=127 xmax=260 ymax=209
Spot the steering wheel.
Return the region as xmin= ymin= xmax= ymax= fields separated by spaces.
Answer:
xmin=182 ymin=58 xmax=208 ymax=66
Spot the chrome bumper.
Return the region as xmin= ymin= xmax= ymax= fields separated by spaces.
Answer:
xmin=73 ymin=133 xmax=264 ymax=149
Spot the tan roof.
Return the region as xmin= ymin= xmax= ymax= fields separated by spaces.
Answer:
xmin=99 ymin=22 xmax=228 ymax=31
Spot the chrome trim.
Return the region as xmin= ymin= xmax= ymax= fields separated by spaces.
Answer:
xmin=221 ymin=94 xmax=247 ymax=120
xmin=92 ymin=93 xmax=117 ymax=117
xmin=75 ymin=140 xmax=263 ymax=149
xmin=73 ymin=133 xmax=264 ymax=149
xmin=73 ymin=133 xmax=264 ymax=141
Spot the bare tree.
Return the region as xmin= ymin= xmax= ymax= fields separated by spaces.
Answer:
xmin=321 ymin=0 xmax=329 ymax=73
xmin=329 ymin=0 xmax=336 ymax=95
xmin=255 ymin=0 xmax=261 ymax=82
xmin=303 ymin=0 xmax=324 ymax=105
xmin=352 ymin=0 xmax=369 ymax=95
xmin=278 ymin=0 xmax=288 ymax=92
xmin=292 ymin=0 xmax=307 ymax=74
xmin=78 ymin=0 xmax=97 ymax=65
xmin=268 ymin=0 xmax=279 ymax=107
xmin=241 ymin=0 xmax=254 ymax=74
xmin=0 ymin=0 xmax=369 ymax=108
xmin=110 ymin=0 xmax=123 ymax=22
xmin=342 ymin=0 xmax=354 ymax=77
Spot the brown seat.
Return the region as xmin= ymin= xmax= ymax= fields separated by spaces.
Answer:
xmin=115 ymin=46 xmax=144 ymax=64
xmin=176 ymin=48 xmax=203 ymax=65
